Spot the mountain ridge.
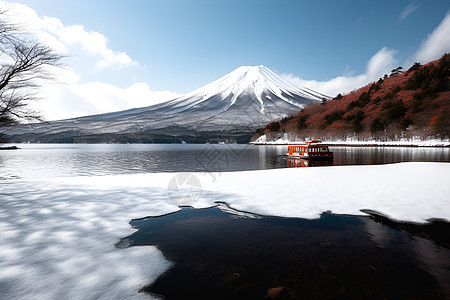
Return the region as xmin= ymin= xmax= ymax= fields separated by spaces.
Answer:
xmin=4 ymin=65 xmax=325 ymax=143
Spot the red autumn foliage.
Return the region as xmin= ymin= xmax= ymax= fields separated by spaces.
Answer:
xmin=252 ymin=53 xmax=450 ymax=141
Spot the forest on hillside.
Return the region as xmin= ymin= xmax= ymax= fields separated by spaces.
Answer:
xmin=253 ymin=53 xmax=450 ymax=142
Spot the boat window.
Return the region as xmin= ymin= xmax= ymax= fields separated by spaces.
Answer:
xmin=321 ymin=147 xmax=328 ymax=152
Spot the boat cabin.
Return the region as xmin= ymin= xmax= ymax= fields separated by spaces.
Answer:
xmin=286 ymin=140 xmax=333 ymax=160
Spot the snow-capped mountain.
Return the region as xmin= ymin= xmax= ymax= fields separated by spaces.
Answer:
xmin=6 ymin=65 xmax=328 ymax=143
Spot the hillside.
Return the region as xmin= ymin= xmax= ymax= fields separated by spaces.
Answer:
xmin=252 ymin=53 xmax=450 ymax=143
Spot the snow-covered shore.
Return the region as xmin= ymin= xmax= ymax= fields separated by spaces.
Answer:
xmin=251 ymin=133 xmax=450 ymax=147
xmin=1 ymin=162 xmax=449 ymax=299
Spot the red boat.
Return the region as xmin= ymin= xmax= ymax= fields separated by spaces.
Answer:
xmin=286 ymin=140 xmax=333 ymax=160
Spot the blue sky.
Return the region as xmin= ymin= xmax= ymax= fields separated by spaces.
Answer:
xmin=2 ymin=0 xmax=450 ymax=119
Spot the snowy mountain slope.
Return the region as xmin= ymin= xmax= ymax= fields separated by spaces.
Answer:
xmin=6 ymin=65 xmax=327 ymax=143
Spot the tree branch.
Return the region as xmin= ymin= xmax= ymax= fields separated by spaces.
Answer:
xmin=0 ymin=9 xmax=63 ymax=127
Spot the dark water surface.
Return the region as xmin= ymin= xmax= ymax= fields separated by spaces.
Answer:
xmin=0 ymin=143 xmax=449 ymax=179
xmin=120 ymin=204 xmax=450 ymax=299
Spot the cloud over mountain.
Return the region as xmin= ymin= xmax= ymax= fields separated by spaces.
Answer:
xmin=284 ymin=12 xmax=450 ymax=98
xmin=283 ymin=47 xmax=398 ymax=98
xmin=415 ymin=12 xmax=450 ymax=63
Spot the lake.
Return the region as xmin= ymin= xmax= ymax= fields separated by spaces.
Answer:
xmin=1 ymin=143 xmax=449 ymax=180
xmin=1 ymin=143 xmax=450 ymax=299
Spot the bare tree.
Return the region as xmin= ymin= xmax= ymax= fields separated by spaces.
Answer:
xmin=0 ymin=9 xmax=63 ymax=127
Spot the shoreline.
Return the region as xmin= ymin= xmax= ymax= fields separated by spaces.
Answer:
xmin=251 ymin=141 xmax=450 ymax=148
xmin=252 ymin=142 xmax=450 ymax=148
xmin=251 ymin=134 xmax=450 ymax=147
xmin=0 ymin=146 xmax=19 ymax=150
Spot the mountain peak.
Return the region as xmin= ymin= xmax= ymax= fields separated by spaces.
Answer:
xmin=168 ymin=65 xmax=327 ymax=116
xmin=236 ymin=65 xmax=266 ymax=71
xmin=233 ymin=65 xmax=273 ymax=78
xmin=196 ymin=65 xmax=328 ymax=103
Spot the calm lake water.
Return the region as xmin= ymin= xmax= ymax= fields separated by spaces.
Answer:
xmin=0 ymin=143 xmax=449 ymax=180
xmin=121 ymin=204 xmax=450 ymax=299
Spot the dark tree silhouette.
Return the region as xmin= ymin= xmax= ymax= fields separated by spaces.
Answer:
xmin=0 ymin=10 xmax=63 ymax=127
xmin=390 ymin=66 xmax=403 ymax=77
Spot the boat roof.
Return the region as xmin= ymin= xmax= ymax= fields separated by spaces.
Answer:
xmin=288 ymin=144 xmax=330 ymax=147
xmin=288 ymin=140 xmax=329 ymax=147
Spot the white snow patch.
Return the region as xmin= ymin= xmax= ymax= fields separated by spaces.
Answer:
xmin=1 ymin=162 xmax=449 ymax=299
xmin=252 ymin=133 xmax=450 ymax=147
xmin=203 ymin=163 xmax=450 ymax=223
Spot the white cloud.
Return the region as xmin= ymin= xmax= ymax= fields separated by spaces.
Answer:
xmin=0 ymin=2 xmax=137 ymax=70
xmin=283 ymin=47 xmax=398 ymax=97
xmin=414 ymin=12 xmax=450 ymax=63
xmin=399 ymin=2 xmax=419 ymax=22
xmin=54 ymin=23 xmax=137 ymax=70
xmin=285 ymin=12 xmax=450 ymax=98
xmin=35 ymin=82 xmax=180 ymax=121
xmin=0 ymin=1 xmax=180 ymax=120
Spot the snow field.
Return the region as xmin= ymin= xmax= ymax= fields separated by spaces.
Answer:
xmin=0 ymin=178 xmax=176 ymax=300
xmin=0 ymin=162 xmax=449 ymax=299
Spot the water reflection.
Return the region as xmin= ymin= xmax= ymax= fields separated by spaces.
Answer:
xmin=363 ymin=216 xmax=450 ymax=295
xmin=286 ymin=158 xmax=334 ymax=168
xmin=0 ymin=144 xmax=449 ymax=179
xmin=332 ymin=146 xmax=450 ymax=165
